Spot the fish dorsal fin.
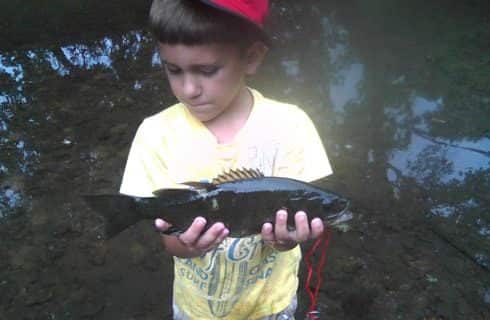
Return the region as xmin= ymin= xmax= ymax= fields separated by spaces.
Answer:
xmin=181 ymin=181 xmax=217 ymax=191
xmin=212 ymin=168 xmax=264 ymax=184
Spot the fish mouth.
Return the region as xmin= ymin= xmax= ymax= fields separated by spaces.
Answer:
xmin=324 ymin=198 xmax=353 ymax=226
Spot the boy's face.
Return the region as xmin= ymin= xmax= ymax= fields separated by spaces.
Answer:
xmin=159 ymin=42 xmax=261 ymax=123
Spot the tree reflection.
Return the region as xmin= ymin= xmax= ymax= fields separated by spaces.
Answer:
xmin=311 ymin=0 xmax=490 ymax=269
xmin=0 ymin=30 xmax=157 ymax=218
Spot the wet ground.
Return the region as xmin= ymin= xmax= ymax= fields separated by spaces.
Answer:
xmin=0 ymin=0 xmax=489 ymax=319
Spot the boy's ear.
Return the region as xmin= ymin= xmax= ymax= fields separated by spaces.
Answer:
xmin=244 ymin=42 xmax=268 ymax=75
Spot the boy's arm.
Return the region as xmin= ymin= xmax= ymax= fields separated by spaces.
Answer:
xmin=156 ymin=217 xmax=229 ymax=258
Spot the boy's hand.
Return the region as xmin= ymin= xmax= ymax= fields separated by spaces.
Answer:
xmin=261 ymin=209 xmax=324 ymax=251
xmin=155 ymin=217 xmax=229 ymax=258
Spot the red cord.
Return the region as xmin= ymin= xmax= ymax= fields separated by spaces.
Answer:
xmin=304 ymin=228 xmax=331 ymax=320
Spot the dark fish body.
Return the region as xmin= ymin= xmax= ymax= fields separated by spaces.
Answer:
xmin=84 ymin=174 xmax=351 ymax=239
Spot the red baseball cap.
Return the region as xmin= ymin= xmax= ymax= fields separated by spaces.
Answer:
xmin=198 ymin=0 xmax=269 ymax=28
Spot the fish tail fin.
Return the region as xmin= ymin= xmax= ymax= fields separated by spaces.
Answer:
xmin=84 ymin=194 xmax=142 ymax=239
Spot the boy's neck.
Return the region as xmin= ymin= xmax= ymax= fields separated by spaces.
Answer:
xmin=203 ymin=86 xmax=253 ymax=144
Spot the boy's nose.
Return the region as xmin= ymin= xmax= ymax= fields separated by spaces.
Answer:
xmin=182 ymin=75 xmax=202 ymax=99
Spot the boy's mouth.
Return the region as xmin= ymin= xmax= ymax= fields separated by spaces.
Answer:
xmin=187 ymin=102 xmax=210 ymax=109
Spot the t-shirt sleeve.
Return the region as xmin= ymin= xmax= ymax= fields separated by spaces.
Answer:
xmin=273 ymin=108 xmax=332 ymax=182
xmin=119 ymin=119 xmax=178 ymax=197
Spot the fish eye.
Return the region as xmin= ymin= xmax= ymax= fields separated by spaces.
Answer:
xmin=323 ymin=198 xmax=348 ymax=213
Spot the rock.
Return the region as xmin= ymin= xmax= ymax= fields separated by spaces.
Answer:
xmin=89 ymin=248 xmax=106 ymax=266
xmin=399 ymin=283 xmax=412 ymax=291
xmin=142 ymin=256 xmax=160 ymax=272
xmin=9 ymin=246 xmax=43 ymax=271
xmin=25 ymin=271 xmax=40 ymax=285
xmin=78 ymin=241 xmax=90 ymax=250
xmin=38 ymin=270 xmax=58 ymax=288
xmin=30 ymin=210 xmax=49 ymax=229
xmin=338 ymin=256 xmax=365 ymax=274
xmin=129 ymin=243 xmax=147 ymax=266
xmin=46 ymin=243 xmax=65 ymax=261
xmin=52 ymin=221 xmax=72 ymax=238
xmin=110 ymin=122 xmax=129 ymax=135
xmin=81 ymin=300 xmax=105 ymax=317
xmin=24 ymin=288 xmax=53 ymax=306
xmin=101 ymin=272 xmax=122 ymax=283
xmin=408 ymin=258 xmax=433 ymax=274
xmin=70 ymin=288 xmax=88 ymax=304
xmin=341 ymin=291 xmax=375 ymax=319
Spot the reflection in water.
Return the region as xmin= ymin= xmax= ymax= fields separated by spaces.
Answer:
xmin=0 ymin=54 xmax=26 ymax=105
xmin=0 ymin=30 xmax=156 ymax=221
xmin=320 ymin=12 xmax=489 ymax=275
xmin=26 ymin=50 xmax=70 ymax=76
xmin=0 ymin=31 xmax=153 ymax=178
xmin=152 ymin=51 xmax=161 ymax=66
xmin=388 ymin=94 xmax=489 ymax=184
xmin=412 ymin=96 xmax=443 ymax=131
xmin=430 ymin=199 xmax=479 ymax=219
xmin=0 ymin=187 xmax=23 ymax=218
xmin=390 ymin=129 xmax=490 ymax=184
xmin=390 ymin=134 xmax=488 ymax=184
xmin=133 ymin=80 xmax=143 ymax=90
xmin=14 ymin=140 xmax=40 ymax=175
xmin=329 ymin=62 xmax=363 ymax=115
xmin=0 ymin=31 xmax=152 ymax=105
xmin=386 ymin=96 xmax=489 ymax=269
xmin=281 ymin=60 xmax=301 ymax=80
xmin=322 ymin=17 xmax=364 ymax=117
xmin=62 ymin=40 xmax=114 ymax=70
xmin=59 ymin=31 xmax=149 ymax=72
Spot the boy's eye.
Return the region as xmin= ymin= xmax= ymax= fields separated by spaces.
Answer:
xmin=199 ymin=67 xmax=219 ymax=76
xmin=165 ymin=66 xmax=181 ymax=75
xmin=163 ymin=64 xmax=219 ymax=76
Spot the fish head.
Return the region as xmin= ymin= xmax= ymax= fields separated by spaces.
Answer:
xmin=321 ymin=195 xmax=352 ymax=226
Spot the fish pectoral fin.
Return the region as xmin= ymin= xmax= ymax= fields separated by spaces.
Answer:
xmin=181 ymin=181 xmax=218 ymax=192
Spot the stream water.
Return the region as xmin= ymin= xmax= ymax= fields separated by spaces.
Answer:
xmin=0 ymin=0 xmax=489 ymax=319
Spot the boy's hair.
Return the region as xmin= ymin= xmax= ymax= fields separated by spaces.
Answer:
xmin=149 ymin=0 xmax=268 ymax=49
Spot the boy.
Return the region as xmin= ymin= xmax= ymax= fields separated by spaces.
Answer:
xmin=119 ymin=0 xmax=333 ymax=319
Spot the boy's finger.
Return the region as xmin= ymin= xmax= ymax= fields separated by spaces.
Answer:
xmin=294 ymin=211 xmax=310 ymax=242
xmin=155 ymin=218 xmax=169 ymax=231
xmin=196 ymin=222 xmax=225 ymax=249
xmin=310 ymin=218 xmax=324 ymax=239
xmin=261 ymin=222 xmax=274 ymax=242
xmin=213 ymin=228 xmax=229 ymax=246
xmin=201 ymin=228 xmax=228 ymax=253
xmin=179 ymin=217 xmax=207 ymax=245
xmin=274 ymin=209 xmax=290 ymax=241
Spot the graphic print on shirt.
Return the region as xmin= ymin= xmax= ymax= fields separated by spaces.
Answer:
xmin=174 ymin=236 xmax=277 ymax=317
xmin=237 ymin=140 xmax=280 ymax=177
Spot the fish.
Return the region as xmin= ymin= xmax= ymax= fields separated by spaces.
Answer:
xmin=83 ymin=168 xmax=352 ymax=239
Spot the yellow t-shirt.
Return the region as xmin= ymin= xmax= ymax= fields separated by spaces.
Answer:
xmin=120 ymin=88 xmax=332 ymax=319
